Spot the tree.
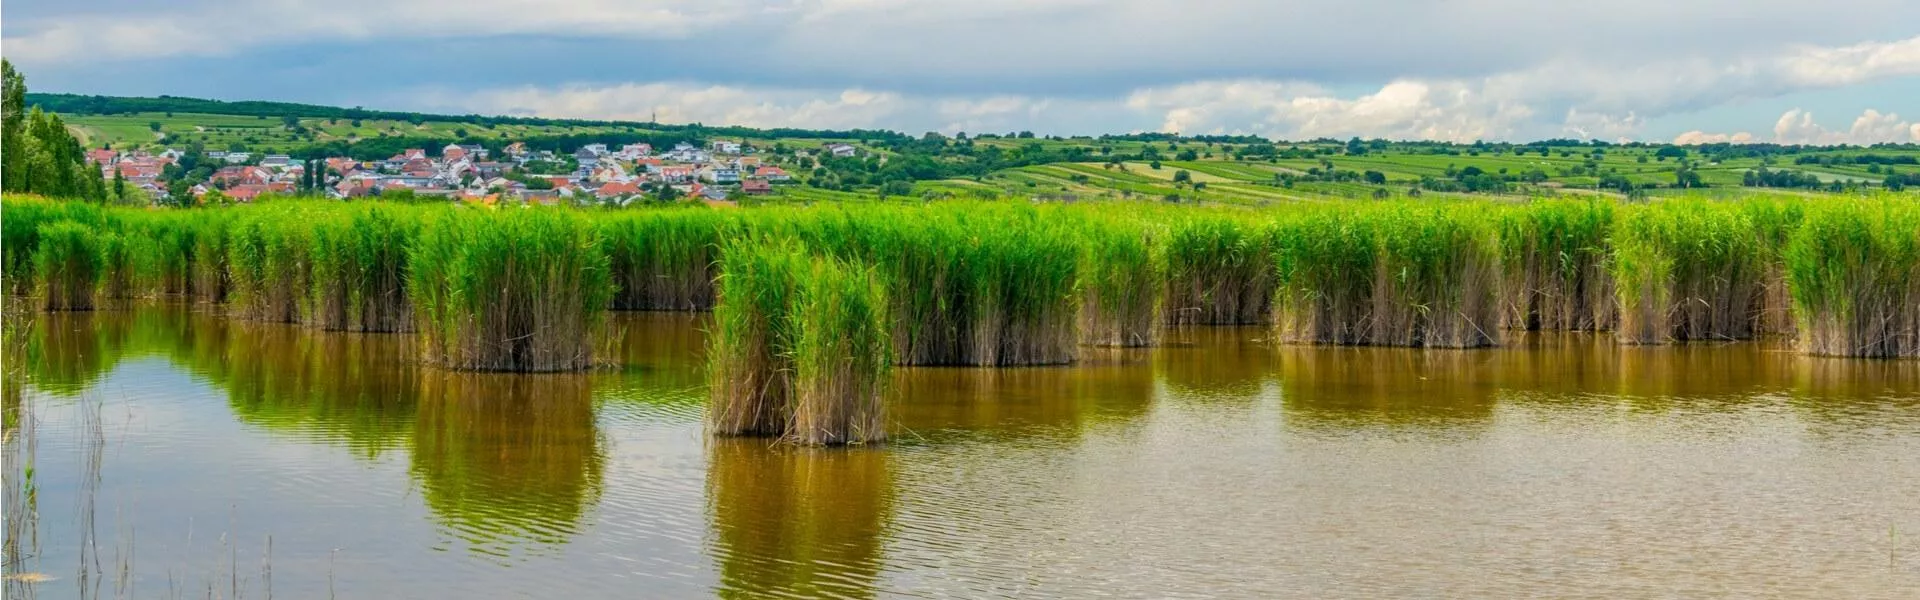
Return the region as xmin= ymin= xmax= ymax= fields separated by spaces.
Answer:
xmin=113 ymin=167 xmax=126 ymax=201
xmin=1149 ymin=160 xmax=1162 ymax=170
xmin=1363 ymin=170 xmax=1387 ymax=185
xmin=1175 ymin=149 xmax=1198 ymax=161
xmin=149 ymin=121 xmax=163 ymax=132
xmin=1172 ymin=170 xmax=1192 ymax=184
xmin=1674 ymin=168 xmax=1703 ymax=189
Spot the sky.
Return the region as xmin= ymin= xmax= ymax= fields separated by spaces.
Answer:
xmin=4 ymin=0 xmax=1918 ymax=144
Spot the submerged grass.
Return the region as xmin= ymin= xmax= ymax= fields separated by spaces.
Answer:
xmin=410 ymin=207 xmax=613 ymax=372
xmin=1785 ymin=197 xmax=1920 ymax=358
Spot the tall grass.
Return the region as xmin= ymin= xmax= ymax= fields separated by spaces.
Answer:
xmin=32 ymin=221 xmax=104 ymax=311
xmin=1612 ymin=199 xmax=1768 ymax=344
xmin=709 ymin=241 xmax=890 ymax=445
xmin=774 ymin=204 xmax=1079 ymax=366
xmin=410 ymin=207 xmax=613 ymax=372
xmin=1272 ymin=203 xmax=1501 ymax=348
xmin=190 ymin=211 xmax=236 ymax=303
xmin=1785 ymin=197 xmax=1920 ymax=358
xmin=599 ymin=208 xmax=734 ymax=311
xmin=98 ymin=231 xmax=137 ymax=303
xmin=306 ymin=204 xmax=417 ymax=332
xmin=1078 ymin=216 xmax=1165 ymax=347
xmin=1162 ymin=215 xmax=1275 ymax=326
xmin=1497 ymin=198 xmax=1615 ymax=331
xmin=1743 ymin=196 xmax=1807 ymax=336
xmin=227 ymin=209 xmax=313 ymax=323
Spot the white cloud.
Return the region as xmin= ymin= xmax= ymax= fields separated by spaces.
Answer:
xmin=1672 ymin=131 xmax=1756 ymax=145
xmin=1750 ymin=108 xmax=1918 ymax=145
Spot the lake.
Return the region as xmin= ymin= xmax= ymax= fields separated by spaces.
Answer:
xmin=5 ymin=303 xmax=1919 ymax=598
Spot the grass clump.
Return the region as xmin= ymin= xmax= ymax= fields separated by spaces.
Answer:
xmin=599 ymin=208 xmax=734 ymax=311
xmin=1497 ymin=198 xmax=1615 ymax=331
xmin=1612 ymin=199 xmax=1768 ymax=344
xmin=306 ymin=204 xmax=418 ymax=332
xmin=709 ymin=241 xmax=890 ymax=445
xmin=31 ymin=221 xmax=105 ymax=311
xmin=1162 ymin=215 xmax=1275 ymax=326
xmin=227 ymin=209 xmax=313 ymax=323
xmin=1078 ymin=216 xmax=1165 ymax=347
xmin=1785 ymin=197 xmax=1920 ymax=358
xmin=1273 ymin=203 xmax=1501 ymax=348
xmin=410 ymin=207 xmax=613 ymax=372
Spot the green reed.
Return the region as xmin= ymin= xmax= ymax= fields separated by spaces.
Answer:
xmin=709 ymin=241 xmax=890 ymax=445
xmin=1612 ymin=199 xmax=1769 ymax=344
xmin=1496 ymin=198 xmax=1615 ymax=331
xmin=306 ymin=204 xmax=419 ymax=332
xmin=1078 ymin=214 xmax=1165 ymax=347
xmin=227 ymin=207 xmax=313 ymax=323
xmin=1162 ymin=214 xmax=1276 ymax=326
xmin=1273 ymin=202 xmax=1501 ymax=348
xmin=32 ymin=221 xmax=105 ymax=311
xmin=1785 ymin=196 xmax=1920 ymax=358
xmin=410 ymin=207 xmax=613 ymax=372
xmin=599 ymin=207 xmax=735 ymax=311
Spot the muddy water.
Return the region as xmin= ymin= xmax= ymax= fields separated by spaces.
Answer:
xmin=5 ymin=304 xmax=1918 ymax=598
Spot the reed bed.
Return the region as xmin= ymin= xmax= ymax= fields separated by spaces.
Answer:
xmin=599 ymin=208 xmax=734 ymax=311
xmin=1272 ymin=203 xmax=1502 ymax=348
xmin=1497 ymin=198 xmax=1615 ymax=331
xmin=1785 ymin=197 xmax=1920 ymax=358
xmin=32 ymin=221 xmax=105 ymax=311
xmin=409 ymin=207 xmax=613 ymax=372
xmin=708 ymin=242 xmax=890 ymax=445
xmin=306 ymin=204 xmax=418 ymax=332
xmin=1078 ymin=216 xmax=1165 ymax=347
xmin=227 ymin=208 xmax=314 ymax=323
xmin=1162 ymin=215 xmax=1276 ymax=326
xmin=7 ymin=194 xmax=1916 ymax=363
xmin=1612 ymin=199 xmax=1769 ymax=344
xmin=771 ymin=204 xmax=1080 ymax=366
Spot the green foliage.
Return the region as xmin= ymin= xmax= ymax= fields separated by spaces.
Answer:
xmin=1611 ymin=198 xmax=1769 ymax=344
xmin=409 ymin=207 xmax=613 ymax=371
xmin=708 ymin=241 xmax=891 ymax=445
xmin=32 ymin=221 xmax=105 ymax=311
xmin=1496 ymin=198 xmax=1616 ymax=330
xmin=1784 ymin=196 xmax=1920 ymax=357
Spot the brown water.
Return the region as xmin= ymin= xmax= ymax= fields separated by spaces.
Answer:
xmin=5 ymin=303 xmax=1919 ymax=598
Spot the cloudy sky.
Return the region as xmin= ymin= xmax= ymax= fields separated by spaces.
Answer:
xmin=5 ymin=0 xmax=1918 ymax=144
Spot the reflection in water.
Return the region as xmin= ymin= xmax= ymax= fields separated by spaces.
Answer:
xmin=23 ymin=309 xmax=139 ymax=395
xmin=1156 ymin=325 xmax=1277 ymax=398
xmin=411 ymin=372 xmax=606 ymax=559
xmin=192 ymin=318 xmax=419 ymax=458
xmin=893 ymin=348 xmax=1156 ymax=438
xmin=707 ymin=440 xmax=891 ymax=600
xmin=1280 ymin=345 xmax=1499 ymax=427
xmin=10 ymin=303 xmax=1920 ymax=597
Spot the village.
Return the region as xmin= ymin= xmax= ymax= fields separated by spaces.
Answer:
xmin=81 ymin=138 xmax=859 ymax=205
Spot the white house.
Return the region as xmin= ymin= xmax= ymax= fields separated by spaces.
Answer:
xmin=711 ymin=140 xmax=742 ymax=154
xmin=225 ymin=152 xmax=253 ymax=164
xmin=702 ymin=166 xmax=741 ymax=184
xmin=825 ymin=144 xmax=857 ymax=158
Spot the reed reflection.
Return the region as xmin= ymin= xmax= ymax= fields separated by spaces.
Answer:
xmin=707 ymin=439 xmax=892 ymax=600
xmin=410 ymin=372 xmax=605 ymax=559
xmin=891 ymin=349 xmax=1156 ymax=437
xmin=196 ymin=318 xmax=419 ymax=458
xmin=1279 ymin=346 xmax=1498 ymax=428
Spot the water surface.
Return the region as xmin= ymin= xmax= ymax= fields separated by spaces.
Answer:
xmin=6 ymin=304 xmax=1919 ymax=598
